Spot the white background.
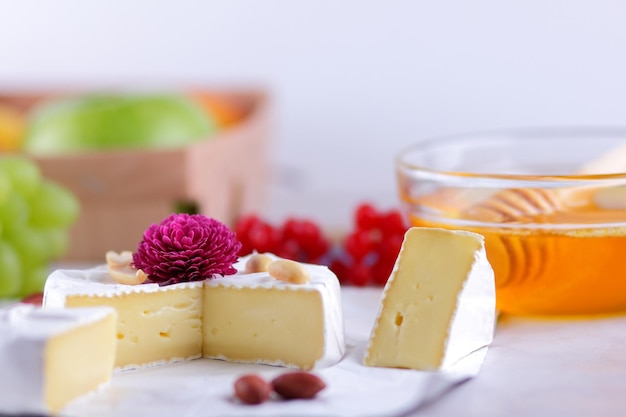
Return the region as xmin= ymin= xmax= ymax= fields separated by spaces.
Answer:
xmin=2 ymin=0 xmax=626 ymax=227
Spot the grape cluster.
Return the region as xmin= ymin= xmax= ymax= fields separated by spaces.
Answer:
xmin=234 ymin=203 xmax=408 ymax=286
xmin=0 ymin=156 xmax=79 ymax=298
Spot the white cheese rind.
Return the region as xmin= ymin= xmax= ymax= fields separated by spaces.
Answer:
xmin=43 ymin=265 xmax=205 ymax=307
xmin=439 ymin=238 xmax=496 ymax=368
xmin=0 ymin=305 xmax=115 ymax=414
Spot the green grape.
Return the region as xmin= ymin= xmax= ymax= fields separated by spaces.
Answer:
xmin=0 ymin=242 xmax=22 ymax=298
xmin=0 ymin=157 xmax=77 ymax=298
xmin=20 ymin=264 xmax=49 ymax=297
xmin=0 ymin=170 xmax=11 ymax=206
xmin=8 ymin=225 xmax=51 ymax=264
xmin=0 ymin=156 xmax=42 ymax=197
xmin=28 ymin=180 xmax=80 ymax=229
xmin=0 ymin=193 xmax=29 ymax=234
xmin=40 ymin=227 xmax=70 ymax=259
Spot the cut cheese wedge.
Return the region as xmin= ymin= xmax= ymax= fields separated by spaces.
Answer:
xmin=364 ymin=227 xmax=496 ymax=371
xmin=46 ymin=270 xmax=205 ymax=370
xmin=203 ymin=261 xmax=344 ymax=370
xmin=0 ymin=305 xmax=117 ymax=415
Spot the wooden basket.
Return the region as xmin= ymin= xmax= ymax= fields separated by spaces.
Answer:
xmin=0 ymin=89 xmax=271 ymax=262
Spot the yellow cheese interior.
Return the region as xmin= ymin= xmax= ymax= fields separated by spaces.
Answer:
xmin=364 ymin=228 xmax=481 ymax=370
xmin=66 ymin=287 xmax=203 ymax=368
xmin=203 ymin=285 xmax=324 ymax=370
xmin=44 ymin=312 xmax=116 ymax=413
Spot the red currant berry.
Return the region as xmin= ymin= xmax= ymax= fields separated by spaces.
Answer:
xmin=21 ymin=292 xmax=43 ymax=306
xmin=236 ymin=237 xmax=252 ymax=256
xmin=329 ymin=259 xmax=350 ymax=284
xmin=379 ymin=210 xmax=407 ymax=237
xmin=235 ymin=214 xmax=262 ymax=234
xmin=248 ymin=221 xmax=279 ymax=254
xmin=275 ymin=238 xmax=300 ymax=261
xmin=348 ymin=262 xmax=372 ymax=287
xmin=296 ymin=220 xmax=324 ymax=250
xmin=279 ymin=217 xmax=328 ymax=262
xmin=372 ymin=258 xmax=396 ymax=286
xmin=305 ymin=235 xmax=330 ymax=261
xmin=355 ymin=203 xmax=379 ymax=231
xmin=281 ymin=218 xmax=302 ymax=241
xmin=376 ymin=233 xmax=404 ymax=265
xmin=234 ymin=214 xmax=264 ymax=255
xmin=344 ymin=230 xmax=374 ymax=262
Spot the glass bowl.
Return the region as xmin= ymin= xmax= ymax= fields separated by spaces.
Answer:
xmin=396 ymin=127 xmax=626 ymax=315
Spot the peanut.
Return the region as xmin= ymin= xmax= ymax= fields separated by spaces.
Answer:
xmin=105 ymin=250 xmax=148 ymax=285
xmin=245 ymin=253 xmax=273 ymax=273
xmin=271 ymin=372 xmax=326 ymax=400
xmin=233 ymin=374 xmax=272 ymax=405
xmin=268 ymin=259 xmax=310 ymax=284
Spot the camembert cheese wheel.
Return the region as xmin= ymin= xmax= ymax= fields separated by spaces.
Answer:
xmin=43 ymin=254 xmax=345 ymax=371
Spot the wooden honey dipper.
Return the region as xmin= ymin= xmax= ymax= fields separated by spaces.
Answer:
xmin=461 ymin=142 xmax=626 ymax=223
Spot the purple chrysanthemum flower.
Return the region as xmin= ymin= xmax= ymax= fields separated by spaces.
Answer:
xmin=132 ymin=213 xmax=242 ymax=286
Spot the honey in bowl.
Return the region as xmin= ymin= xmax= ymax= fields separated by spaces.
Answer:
xmin=408 ymin=201 xmax=626 ymax=315
xmin=396 ymin=129 xmax=626 ymax=315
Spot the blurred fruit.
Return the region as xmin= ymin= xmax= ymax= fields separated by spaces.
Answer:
xmin=0 ymin=104 xmax=25 ymax=151
xmin=190 ymin=92 xmax=248 ymax=128
xmin=0 ymin=156 xmax=79 ymax=299
xmin=21 ymin=291 xmax=43 ymax=306
xmin=20 ymin=266 xmax=49 ymax=298
xmin=332 ymin=203 xmax=408 ymax=286
xmin=234 ymin=203 xmax=409 ymax=287
xmin=23 ymin=93 xmax=217 ymax=155
xmin=0 ymin=171 xmax=10 ymax=205
xmin=0 ymin=156 xmax=42 ymax=197
xmin=27 ymin=181 xmax=80 ymax=229
xmin=0 ymin=242 xmax=22 ymax=296
xmin=235 ymin=215 xmax=330 ymax=265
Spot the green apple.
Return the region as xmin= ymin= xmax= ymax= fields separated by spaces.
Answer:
xmin=24 ymin=93 xmax=216 ymax=155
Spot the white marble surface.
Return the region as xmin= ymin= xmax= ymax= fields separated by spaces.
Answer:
xmin=412 ymin=313 xmax=626 ymax=417
xmin=44 ymin=286 xmax=626 ymax=417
